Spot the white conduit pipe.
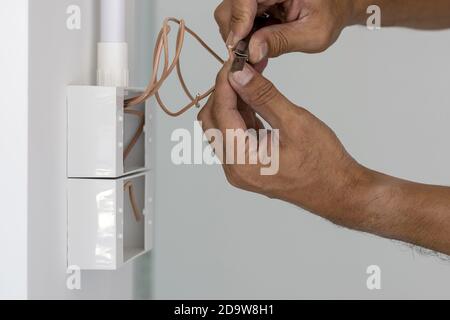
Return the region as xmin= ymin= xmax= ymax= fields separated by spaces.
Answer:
xmin=97 ymin=0 xmax=129 ymax=87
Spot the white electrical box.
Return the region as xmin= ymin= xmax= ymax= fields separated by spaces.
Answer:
xmin=67 ymin=86 xmax=152 ymax=178
xmin=68 ymin=172 xmax=153 ymax=270
xmin=67 ymin=85 xmax=154 ymax=270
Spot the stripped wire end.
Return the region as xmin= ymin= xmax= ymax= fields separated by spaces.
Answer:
xmin=230 ymin=13 xmax=281 ymax=72
xmin=194 ymin=94 xmax=202 ymax=108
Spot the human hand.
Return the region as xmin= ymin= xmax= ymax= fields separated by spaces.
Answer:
xmin=198 ymin=61 xmax=372 ymax=226
xmin=214 ymin=0 xmax=358 ymax=63
xmin=199 ymin=61 xmax=450 ymax=255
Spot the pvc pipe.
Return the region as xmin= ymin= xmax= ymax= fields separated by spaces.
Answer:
xmin=100 ymin=0 xmax=126 ymax=42
xmin=97 ymin=0 xmax=129 ymax=87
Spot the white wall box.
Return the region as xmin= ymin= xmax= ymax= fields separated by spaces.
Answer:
xmin=68 ymin=86 xmax=152 ymax=178
xmin=68 ymin=172 xmax=154 ymax=270
xmin=4 ymin=0 xmax=154 ymax=299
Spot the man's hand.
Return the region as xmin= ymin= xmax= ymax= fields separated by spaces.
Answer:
xmin=214 ymin=0 xmax=357 ymax=62
xmin=215 ymin=0 xmax=450 ymax=63
xmin=199 ymin=62 xmax=450 ymax=255
xmin=198 ymin=61 xmax=370 ymax=225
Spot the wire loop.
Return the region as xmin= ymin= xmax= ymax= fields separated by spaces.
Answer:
xmin=123 ymin=18 xmax=224 ymax=161
xmin=125 ymin=17 xmax=224 ymax=115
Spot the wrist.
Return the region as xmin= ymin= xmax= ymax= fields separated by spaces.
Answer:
xmin=347 ymin=168 xmax=406 ymax=235
xmin=299 ymin=163 xmax=382 ymax=230
xmin=335 ymin=165 xmax=395 ymax=232
xmin=347 ymin=0 xmax=373 ymax=26
xmin=323 ymin=164 xmax=450 ymax=255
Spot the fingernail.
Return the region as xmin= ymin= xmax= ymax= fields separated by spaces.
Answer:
xmin=231 ymin=65 xmax=254 ymax=86
xmin=226 ymin=31 xmax=239 ymax=49
xmin=255 ymin=42 xmax=268 ymax=63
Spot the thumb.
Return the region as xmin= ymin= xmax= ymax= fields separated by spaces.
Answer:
xmin=228 ymin=63 xmax=295 ymax=128
xmin=248 ymin=22 xmax=317 ymax=63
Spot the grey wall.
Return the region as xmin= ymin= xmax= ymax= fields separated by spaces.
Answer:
xmin=150 ymin=0 xmax=450 ymax=299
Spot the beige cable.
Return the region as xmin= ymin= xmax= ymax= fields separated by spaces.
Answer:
xmin=122 ymin=18 xmax=226 ymax=219
xmin=124 ymin=181 xmax=143 ymax=222
xmin=125 ymin=17 xmax=224 ymax=113
xmin=123 ymin=109 xmax=145 ymax=160
xmin=123 ymin=17 xmax=225 ymax=160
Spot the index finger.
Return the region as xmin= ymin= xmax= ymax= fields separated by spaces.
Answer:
xmin=215 ymin=0 xmax=285 ymax=45
xmin=226 ymin=0 xmax=258 ymax=47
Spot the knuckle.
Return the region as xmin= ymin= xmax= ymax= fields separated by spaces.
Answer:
xmin=230 ymin=166 xmax=251 ymax=187
xmin=270 ymin=30 xmax=290 ymax=56
xmin=197 ymin=107 xmax=206 ymax=122
xmin=315 ymin=31 xmax=333 ymax=52
xmin=249 ymin=80 xmax=279 ymax=107
xmin=215 ymin=71 xmax=222 ymax=84
xmin=214 ymin=5 xmax=226 ymax=26
xmin=213 ymin=6 xmax=221 ymax=24
xmin=198 ymin=98 xmax=215 ymax=123
xmin=230 ymin=7 xmax=251 ymax=25
xmin=225 ymin=167 xmax=243 ymax=188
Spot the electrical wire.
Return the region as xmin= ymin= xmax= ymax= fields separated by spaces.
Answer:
xmin=123 ymin=17 xmax=225 ymax=162
xmin=123 ymin=109 xmax=145 ymax=160
xmin=123 ymin=18 xmax=225 ymax=222
xmin=124 ymin=181 xmax=143 ymax=222
xmin=125 ymin=17 xmax=224 ymax=114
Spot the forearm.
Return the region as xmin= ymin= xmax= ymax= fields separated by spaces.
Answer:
xmin=350 ymin=170 xmax=450 ymax=255
xmin=351 ymin=0 xmax=450 ymax=29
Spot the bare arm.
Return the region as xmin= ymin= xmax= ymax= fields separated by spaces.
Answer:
xmin=353 ymin=0 xmax=450 ymax=29
xmin=199 ymin=62 xmax=450 ymax=256
xmin=350 ymin=171 xmax=450 ymax=255
xmin=214 ymin=0 xmax=450 ymax=61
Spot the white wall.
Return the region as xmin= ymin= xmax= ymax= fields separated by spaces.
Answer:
xmin=151 ymin=0 xmax=450 ymax=299
xmin=0 ymin=0 xmax=29 ymax=300
xmin=0 ymin=0 xmax=154 ymax=300
xmin=25 ymin=0 xmax=153 ymax=299
xmin=0 ymin=0 xmax=28 ymax=299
